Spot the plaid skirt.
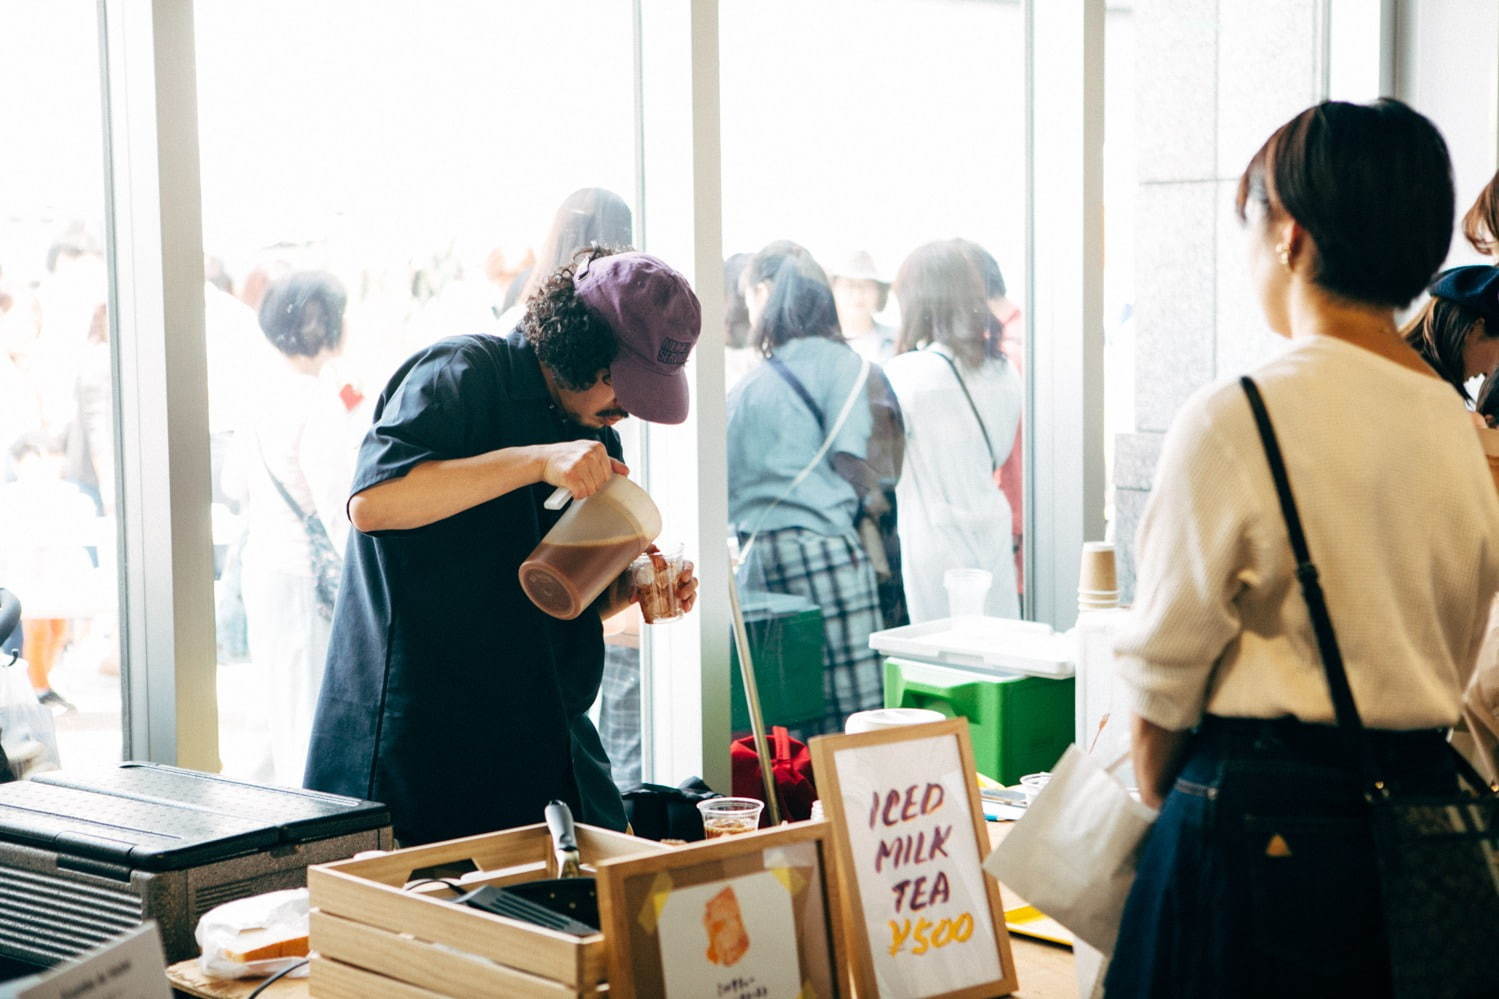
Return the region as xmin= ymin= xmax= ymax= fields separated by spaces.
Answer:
xmin=741 ymin=527 xmax=885 ymax=735
xmin=598 ymin=643 xmax=642 ymax=793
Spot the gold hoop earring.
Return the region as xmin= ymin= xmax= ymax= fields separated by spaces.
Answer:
xmin=1276 ymin=244 xmax=1292 ymax=270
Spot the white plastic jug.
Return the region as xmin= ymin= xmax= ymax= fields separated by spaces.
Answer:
xmin=519 ymin=476 xmax=662 ymax=620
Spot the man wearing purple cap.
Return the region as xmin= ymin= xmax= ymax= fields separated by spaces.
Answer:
xmin=304 ymin=248 xmax=702 ymax=845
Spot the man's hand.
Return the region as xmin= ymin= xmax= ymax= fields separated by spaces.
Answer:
xmin=674 ymin=557 xmax=699 ymax=614
xmin=538 ymin=441 xmax=629 ymax=499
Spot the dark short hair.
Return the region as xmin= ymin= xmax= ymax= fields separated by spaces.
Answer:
xmin=522 ymin=245 xmax=623 ymax=391
xmin=1401 ymin=296 xmax=1492 ymax=401
xmin=258 ymin=271 xmax=347 ymax=358
xmin=746 ymin=240 xmax=841 ymax=357
xmin=1235 ymin=99 xmax=1454 ymax=308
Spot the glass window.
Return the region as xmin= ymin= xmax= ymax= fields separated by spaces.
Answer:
xmin=193 ymin=1 xmax=640 ymax=786
xmin=0 ymin=1 xmax=124 ymax=773
xmin=720 ymin=0 xmax=1029 ymax=738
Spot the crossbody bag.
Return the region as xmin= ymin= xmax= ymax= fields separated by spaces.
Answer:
xmin=261 ymin=450 xmax=343 ymax=621
xmin=1241 ymin=375 xmax=1499 ymax=999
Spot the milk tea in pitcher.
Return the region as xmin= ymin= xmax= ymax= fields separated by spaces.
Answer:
xmin=520 ymin=475 xmax=662 ymax=620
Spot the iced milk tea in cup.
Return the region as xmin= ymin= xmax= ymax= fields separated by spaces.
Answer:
xmin=697 ymin=797 xmax=764 ymax=838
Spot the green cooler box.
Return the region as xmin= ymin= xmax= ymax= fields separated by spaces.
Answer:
xmin=730 ymin=591 xmax=825 ymax=733
xmin=884 ymin=658 xmax=1073 ymax=784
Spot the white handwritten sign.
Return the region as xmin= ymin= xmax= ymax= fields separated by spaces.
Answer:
xmin=656 ymin=870 xmax=802 ymax=999
xmin=811 ymin=719 xmax=1016 ymax=998
xmin=6 ymin=924 xmax=170 ymax=999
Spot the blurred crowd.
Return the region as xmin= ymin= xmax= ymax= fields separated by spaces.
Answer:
xmin=0 ymin=186 xmax=1026 ymax=784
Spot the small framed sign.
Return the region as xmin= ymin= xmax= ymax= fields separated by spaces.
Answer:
xmin=809 ymin=718 xmax=1017 ymax=998
xmin=595 ymin=820 xmax=845 ymax=999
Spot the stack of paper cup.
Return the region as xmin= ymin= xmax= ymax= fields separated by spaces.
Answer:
xmin=1078 ymin=542 xmax=1118 ymax=610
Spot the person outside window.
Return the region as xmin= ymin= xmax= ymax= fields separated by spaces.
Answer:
xmin=236 ymin=272 xmax=361 ymax=786
xmin=831 ymin=250 xmax=896 ymax=364
xmin=728 ymin=242 xmax=888 ymax=735
xmin=304 ymin=249 xmax=700 ymax=845
xmin=885 ymin=239 xmax=1023 ymax=622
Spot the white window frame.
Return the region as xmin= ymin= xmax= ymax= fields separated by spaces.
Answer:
xmin=102 ymin=0 xmax=219 ymax=769
xmin=1028 ymin=0 xmax=1107 ymax=632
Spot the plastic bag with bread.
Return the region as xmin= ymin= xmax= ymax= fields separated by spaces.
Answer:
xmin=195 ymin=888 xmax=310 ymax=980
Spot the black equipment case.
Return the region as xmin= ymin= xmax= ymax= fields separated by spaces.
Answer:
xmin=0 ymin=763 xmax=390 ymax=965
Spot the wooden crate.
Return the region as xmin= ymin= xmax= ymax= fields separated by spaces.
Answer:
xmin=307 ymin=823 xmax=668 ymax=997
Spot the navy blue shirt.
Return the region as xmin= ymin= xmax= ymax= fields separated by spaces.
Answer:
xmin=304 ymin=330 xmax=626 ymax=845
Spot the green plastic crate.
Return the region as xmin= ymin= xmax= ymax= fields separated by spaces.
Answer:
xmin=883 ymin=658 xmax=1074 ymax=784
xmin=730 ymin=591 xmax=826 ymax=733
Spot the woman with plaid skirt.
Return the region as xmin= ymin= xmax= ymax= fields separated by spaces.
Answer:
xmin=727 ymin=241 xmax=888 ymax=736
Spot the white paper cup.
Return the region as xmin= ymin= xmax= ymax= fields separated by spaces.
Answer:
xmin=944 ymin=568 xmax=992 ymax=619
xmin=844 ymin=707 xmax=948 ymax=734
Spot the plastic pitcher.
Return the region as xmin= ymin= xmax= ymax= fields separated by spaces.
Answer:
xmin=520 ymin=476 xmax=662 ymax=620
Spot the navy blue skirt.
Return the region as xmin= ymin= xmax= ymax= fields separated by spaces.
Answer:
xmin=1104 ymin=716 xmax=1455 ymax=999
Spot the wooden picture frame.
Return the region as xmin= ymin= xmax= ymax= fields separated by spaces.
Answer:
xmin=595 ymin=820 xmax=846 ymax=999
xmin=809 ymin=718 xmax=1018 ymax=999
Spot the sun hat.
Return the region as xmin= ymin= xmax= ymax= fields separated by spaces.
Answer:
xmin=828 ymin=250 xmax=890 ymax=288
xmin=575 ymin=252 xmax=702 ymax=424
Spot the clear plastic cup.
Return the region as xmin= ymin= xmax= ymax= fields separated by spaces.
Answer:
xmin=631 ymin=545 xmax=686 ymax=624
xmin=697 ymin=797 xmax=764 ymax=838
xmin=944 ymin=568 xmax=993 ymax=620
xmin=1018 ymin=771 xmax=1052 ymax=803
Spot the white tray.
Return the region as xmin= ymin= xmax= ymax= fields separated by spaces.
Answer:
xmin=869 ymin=617 xmax=1076 ymax=679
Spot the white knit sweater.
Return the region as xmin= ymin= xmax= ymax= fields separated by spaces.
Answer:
xmin=1116 ymin=334 xmax=1499 ymax=732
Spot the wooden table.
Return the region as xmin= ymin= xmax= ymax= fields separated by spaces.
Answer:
xmin=167 ymin=823 xmax=1078 ymax=998
xmin=168 ymin=959 xmax=305 ymax=998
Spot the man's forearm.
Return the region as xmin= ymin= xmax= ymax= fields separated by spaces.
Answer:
xmin=348 ymin=446 xmax=545 ymax=532
xmin=1130 ymin=712 xmax=1191 ymax=810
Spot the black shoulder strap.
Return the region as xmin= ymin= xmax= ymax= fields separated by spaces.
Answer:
xmin=931 ymin=350 xmax=999 ymax=471
xmin=1240 ymin=376 xmax=1384 ymax=792
xmin=258 ymin=441 xmax=326 ymax=537
xmin=262 ymin=452 xmax=312 ymax=524
xmin=766 ymin=355 xmax=826 ymax=432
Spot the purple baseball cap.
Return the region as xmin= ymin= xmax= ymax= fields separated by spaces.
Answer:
xmin=575 ymin=252 xmax=702 ymax=425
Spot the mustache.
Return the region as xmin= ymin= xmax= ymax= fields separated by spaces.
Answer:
xmin=596 ymin=408 xmax=630 ymax=421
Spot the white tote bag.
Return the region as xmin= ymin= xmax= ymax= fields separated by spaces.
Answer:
xmin=983 ymin=744 xmax=1157 ymax=955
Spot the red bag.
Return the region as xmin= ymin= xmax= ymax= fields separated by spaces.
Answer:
xmin=730 ymin=725 xmax=818 ymax=824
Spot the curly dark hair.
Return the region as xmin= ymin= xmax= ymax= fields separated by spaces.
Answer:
xmin=521 ymin=244 xmax=627 ymax=391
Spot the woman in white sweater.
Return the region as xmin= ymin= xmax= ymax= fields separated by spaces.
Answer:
xmin=1107 ymin=100 xmax=1499 ymax=997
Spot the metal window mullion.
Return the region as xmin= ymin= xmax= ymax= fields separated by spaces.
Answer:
xmin=101 ymin=0 xmax=218 ymax=769
xmin=687 ymin=0 xmax=730 ymax=795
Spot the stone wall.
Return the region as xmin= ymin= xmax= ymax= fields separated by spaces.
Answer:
xmin=1115 ymin=0 xmax=1325 ymax=600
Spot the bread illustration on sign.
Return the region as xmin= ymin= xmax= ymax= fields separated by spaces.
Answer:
xmin=703 ymin=885 xmax=751 ymax=966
